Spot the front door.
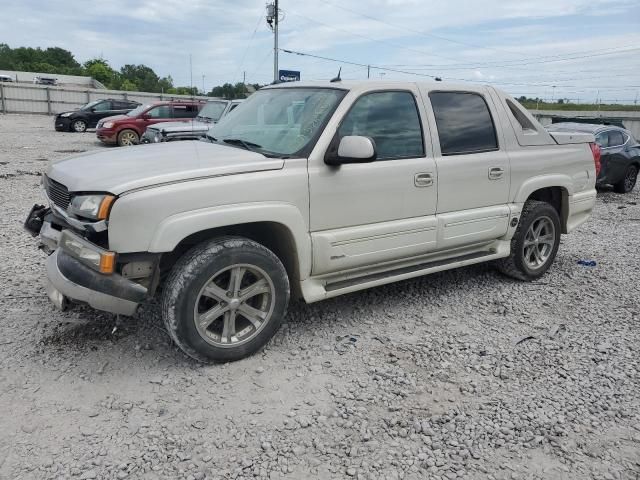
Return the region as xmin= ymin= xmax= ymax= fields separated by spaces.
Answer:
xmin=309 ymin=89 xmax=438 ymax=275
xmin=423 ymin=88 xmax=511 ymax=250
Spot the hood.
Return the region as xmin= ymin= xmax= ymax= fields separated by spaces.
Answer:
xmin=98 ymin=114 xmax=128 ymax=125
xmin=47 ymin=141 xmax=284 ymax=195
xmin=148 ymin=120 xmax=210 ymax=134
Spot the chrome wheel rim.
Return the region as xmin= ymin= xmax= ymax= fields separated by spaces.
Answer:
xmin=625 ymin=167 xmax=637 ymax=192
xmin=120 ymin=132 xmax=137 ymax=145
xmin=193 ymin=264 xmax=275 ymax=348
xmin=73 ymin=120 xmax=86 ymax=132
xmin=523 ymin=216 xmax=555 ymax=270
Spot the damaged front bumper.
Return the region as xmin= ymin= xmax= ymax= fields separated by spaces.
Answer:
xmin=25 ymin=204 xmax=148 ymax=316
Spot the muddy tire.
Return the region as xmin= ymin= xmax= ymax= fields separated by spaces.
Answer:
xmin=161 ymin=236 xmax=290 ymax=363
xmin=497 ymin=200 xmax=561 ymax=281
xmin=117 ymin=129 xmax=139 ymax=146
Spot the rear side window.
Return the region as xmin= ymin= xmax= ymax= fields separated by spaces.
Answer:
xmin=173 ymin=105 xmax=199 ymax=119
xmin=339 ymin=91 xmax=424 ymax=160
xmin=506 ymin=99 xmax=537 ymax=133
xmin=430 ymin=92 xmax=498 ymax=155
xmin=608 ymin=130 xmax=625 ymax=147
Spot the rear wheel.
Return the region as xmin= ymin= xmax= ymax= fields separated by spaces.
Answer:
xmin=117 ymin=129 xmax=139 ymax=146
xmin=613 ymin=164 xmax=638 ymax=194
xmin=161 ymin=237 xmax=290 ymax=363
xmin=497 ymin=200 xmax=561 ymax=281
xmin=71 ymin=119 xmax=87 ymax=133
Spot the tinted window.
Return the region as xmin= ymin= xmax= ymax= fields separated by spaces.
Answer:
xmin=338 ymin=91 xmax=424 ymax=160
xmin=93 ymin=101 xmax=112 ymax=112
xmin=608 ymin=130 xmax=625 ymax=147
xmin=430 ymin=92 xmax=498 ymax=155
xmin=595 ymin=132 xmax=608 ymax=148
xmin=147 ymin=105 xmax=172 ymax=118
xmin=173 ymin=105 xmax=199 ymax=119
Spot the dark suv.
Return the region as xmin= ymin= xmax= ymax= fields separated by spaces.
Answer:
xmin=55 ymin=99 xmax=141 ymax=133
xmin=96 ymin=100 xmax=203 ymax=146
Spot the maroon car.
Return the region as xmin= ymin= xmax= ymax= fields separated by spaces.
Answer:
xmin=96 ymin=100 xmax=204 ymax=146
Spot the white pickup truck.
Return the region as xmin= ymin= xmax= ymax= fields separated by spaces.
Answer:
xmin=25 ymin=80 xmax=600 ymax=362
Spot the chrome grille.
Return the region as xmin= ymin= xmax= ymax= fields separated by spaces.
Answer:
xmin=44 ymin=175 xmax=70 ymax=210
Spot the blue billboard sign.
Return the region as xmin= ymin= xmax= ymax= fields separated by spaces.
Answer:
xmin=279 ymin=70 xmax=300 ymax=82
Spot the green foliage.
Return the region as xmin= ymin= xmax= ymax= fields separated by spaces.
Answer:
xmin=208 ymin=82 xmax=260 ymax=99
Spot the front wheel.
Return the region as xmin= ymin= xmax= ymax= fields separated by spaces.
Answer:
xmin=161 ymin=237 xmax=290 ymax=362
xmin=613 ymin=164 xmax=638 ymax=194
xmin=117 ymin=129 xmax=139 ymax=146
xmin=497 ymin=200 xmax=561 ymax=281
xmin=71 ymin=119 xmax=87 ymax=132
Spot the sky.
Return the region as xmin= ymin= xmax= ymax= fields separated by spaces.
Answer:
xmin=3 ymin=0 xmax=640 ymax=103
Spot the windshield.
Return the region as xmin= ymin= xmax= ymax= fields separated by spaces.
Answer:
xmin=127 ymin=104 xmax=151 ymax=117
xmin=208 ymin=87 xmax=346 ymax=157
xmin=198 ymin=102 xmax=228 ymax=121
xmin=80 ymin=100 xmax=103 ymax=111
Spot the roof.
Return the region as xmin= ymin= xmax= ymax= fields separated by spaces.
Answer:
xmin=548 ymin=122 xmax=628 ymax=134
xmin=262 ymin=79 xmax=488 ymax=91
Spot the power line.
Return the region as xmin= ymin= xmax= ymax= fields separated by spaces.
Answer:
xmin=317 ymin=0 xmax=528 ymax=58
xmin=279 ymin=48 xmax=640 ymax=90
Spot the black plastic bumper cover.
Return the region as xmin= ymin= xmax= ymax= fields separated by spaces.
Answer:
xmin=57 ymin=249 xmax=147 ymax=303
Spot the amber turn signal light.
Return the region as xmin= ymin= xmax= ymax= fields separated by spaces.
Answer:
xmin=97 ymin=195 xmax=116 ymax=220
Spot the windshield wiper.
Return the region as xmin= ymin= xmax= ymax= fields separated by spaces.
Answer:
xmin=222 ymin=138 xmax=263 ymax=152
xmin=205 ymin=134 xmax=218 ymax=143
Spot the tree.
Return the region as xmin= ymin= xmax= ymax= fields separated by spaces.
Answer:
xmin=83 ymin=59 xmax=117 ymax=87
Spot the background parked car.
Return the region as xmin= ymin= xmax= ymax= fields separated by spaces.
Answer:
xmin=33 ymin=76 xmax=57 ymax=86
xmin=140 ymin=99 xmax=243 ymax=144
xmin=54 ymin=98 xmax=141 ymax=133
xmin=550 ymin=123 xmax=639 ymax=193
xmin=0 ymin=74 xmax=14 ymax=82
xmin=96 ymin=100 xmax=204 ymax=146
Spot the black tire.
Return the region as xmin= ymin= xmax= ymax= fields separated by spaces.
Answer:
xmin=161 ymin=236 xmax=290 ymax=363
xmin=117 ymin=129 xmax=139 ymax=146
xmin=71 ymin=119 xmax=87 ymax=133
xmin=497 ymin=200 xmax=561 ymax=281
xmin=613 ymin=164 xmax=638 ymax=194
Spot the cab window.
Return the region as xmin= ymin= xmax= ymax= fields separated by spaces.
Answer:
xmin=430 ymin=91 xmax=498 ymax=155
xmin=338 ymin=91 xmax=424 ymax=160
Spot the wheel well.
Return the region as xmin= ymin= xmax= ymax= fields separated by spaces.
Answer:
xmin=161 ymin=222 xmax=302 ymax=299
xmin=527 ymin=186 xmax=568 ymax=233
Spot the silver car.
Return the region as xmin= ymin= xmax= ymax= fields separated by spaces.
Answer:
xmin=141 ymin=99 xmax=243 ymax=144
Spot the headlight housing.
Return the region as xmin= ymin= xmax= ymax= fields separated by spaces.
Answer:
xmin=60 ymin=112 xmax=72 ymax=117
xmin=102 ymin=121 xmax=114 ymax=129
xmin=153 ymin=132 xmax=161 ymax=143
xmin=68 ymin=194 xmax=115 ymax=220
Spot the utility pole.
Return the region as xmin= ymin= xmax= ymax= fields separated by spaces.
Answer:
xmin=202 ymin=74 xmax=205 ymax=94
xmin=367 ymin=65 xmax=370 ymax=79
xmin=189 ymin=54 xmax=193 ymax=95
xmin=267 ymin=1 xmax=280 ymax=83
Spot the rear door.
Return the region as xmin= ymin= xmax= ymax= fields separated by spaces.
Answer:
xmin=596 ymin=129 xmax=630 ymax=183
xmin=309 ymin=88 xmax=438 ymax=275
xmin=422 ymin=87 xmax=511 ymax=250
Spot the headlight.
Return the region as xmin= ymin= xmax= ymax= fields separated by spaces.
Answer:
xmin=60 ymin=112 xmax=72 ymax=117
xmin=68 ymin=194 xmax=116 ymax=220
xmin=59 ymin=230 xmax=116 ymax=274
xmin=153 ymin=133 xmax=161 ymax=143
xmin=102 ymin=121 xmax=114 ymax=129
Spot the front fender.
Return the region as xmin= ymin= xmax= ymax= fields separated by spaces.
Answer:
xmin=148 ymin=201 xmax=311 ymax=278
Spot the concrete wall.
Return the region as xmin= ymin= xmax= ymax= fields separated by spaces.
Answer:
xmin=0 ymin=83 xmax=210 ymax=115
xmin=0 ymin=69 xmax=100 ymax=88
xmin=531 ymin=110 xmax=640 ymax=139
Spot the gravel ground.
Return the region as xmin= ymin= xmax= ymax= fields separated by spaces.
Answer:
xmin=1 ymin=113 xmax=639 ymax=480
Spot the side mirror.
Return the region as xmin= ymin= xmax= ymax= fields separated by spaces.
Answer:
xmin=90 ymin=107 xmax=96 ymax=112
xmin=325 ymin=135 xmax=376 ymax=166
xmin=141 ymin=113 xmax=151 ymax=120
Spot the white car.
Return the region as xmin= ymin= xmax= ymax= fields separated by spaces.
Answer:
xmin=25 ymin=80 xmax=599 ymax=362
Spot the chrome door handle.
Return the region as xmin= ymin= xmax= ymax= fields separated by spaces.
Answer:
xmin=414 ymin=172 xmax=434 ymax=187
xmin=488 ymin=167 xmax=504 ymax=180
